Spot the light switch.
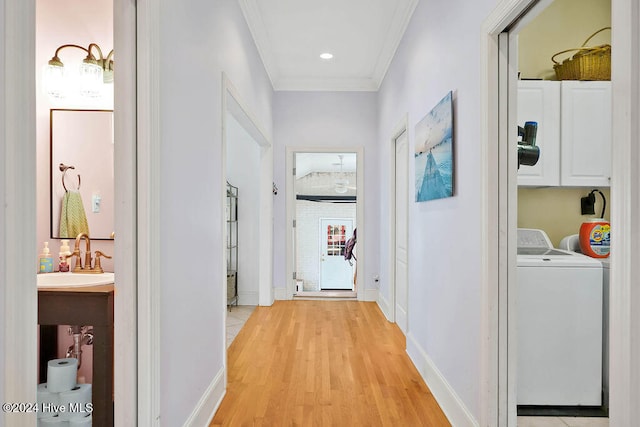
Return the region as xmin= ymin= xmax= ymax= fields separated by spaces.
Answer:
xmin=92 ymin=193 xmax=101 ymax=213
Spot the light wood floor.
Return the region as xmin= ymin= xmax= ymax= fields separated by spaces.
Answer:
xmin=211 ymin=300 xmax=450 ymax=426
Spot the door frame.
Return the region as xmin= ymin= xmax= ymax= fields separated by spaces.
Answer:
xmin=385 ymin=115 xmax=409 ymax=327
xmin=481 ymin=0 xmax=639 ymax=424
xmin=135 ymin=0 xmax=160 ymax=423
xmin=608 ymin=0 xmax=640 ymax=424
xmin=285 ymin=146 xmax=365 ymax=300
xmin=222 ymin=73 xmax=274 ymax=308
xmin=1 ymin=0 xmax=140 ymax=424
xmin=481 ymin=1 xmax=558 ymax=424
xmin=2 ymin=2 xmax=38 ymax=422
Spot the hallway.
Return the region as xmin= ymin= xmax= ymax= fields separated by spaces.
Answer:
xmin=212 ymin=300 xmax=450 ymax=426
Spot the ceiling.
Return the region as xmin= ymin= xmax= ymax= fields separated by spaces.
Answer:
xmin=239 ymin=0 xmax=418 ymax=91
xmin=295 ymin=152 xmax=356 ymax=178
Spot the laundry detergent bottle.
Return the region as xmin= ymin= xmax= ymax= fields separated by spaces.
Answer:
xmin=579 ymin=218 xmax=611 ymax=258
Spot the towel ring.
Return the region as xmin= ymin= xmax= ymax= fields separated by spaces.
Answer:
xmin=59 ymin=163 xmax=81 ymax=191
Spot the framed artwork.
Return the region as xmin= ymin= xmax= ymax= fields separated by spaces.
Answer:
xmin=415 ymin=91 xmax=454 ymax=202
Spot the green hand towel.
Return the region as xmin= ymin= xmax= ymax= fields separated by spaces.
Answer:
xmin=60 ymin=190 xmax=90 ymax=238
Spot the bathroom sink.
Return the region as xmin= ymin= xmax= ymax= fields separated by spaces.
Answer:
xmin=37 ymin=272 xmax=115 ymax=288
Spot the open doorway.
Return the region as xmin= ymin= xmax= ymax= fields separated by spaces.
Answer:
xmin=289 ymin=151 xmax=359 ymax=298
xmin=483 ymin=0 xmax=615 ymax=424
xmin=222 ymin=76 xmax=274 ymax=350
xmin=511 ymin=1 xmax=612 ymax=425
xmin=2 ymin=0 xmax=137 ymax=422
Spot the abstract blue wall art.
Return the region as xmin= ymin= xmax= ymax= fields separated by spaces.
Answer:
xmin=415 ymin=91 xmax=454 ymax=202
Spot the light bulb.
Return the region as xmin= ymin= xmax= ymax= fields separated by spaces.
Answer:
xmin=43 ymin=64 xmax=66 ymax=98
xmin=78 ymin=61 xmax=103 ymax=97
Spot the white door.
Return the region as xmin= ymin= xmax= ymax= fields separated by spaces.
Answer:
xmin=319 ymin=218 xmax=354 ymax=290
xmin=395 ymin=130 xmax=409 ymax=333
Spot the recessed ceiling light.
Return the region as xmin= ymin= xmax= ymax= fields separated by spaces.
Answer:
xmin=320 ymin=52 xmax=334 ymax=60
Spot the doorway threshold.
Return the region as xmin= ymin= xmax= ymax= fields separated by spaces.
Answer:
xmin=294 ymin=290 xmax=356 ymax=300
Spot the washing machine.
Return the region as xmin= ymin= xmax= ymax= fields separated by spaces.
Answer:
xmin=517 ymin=229 xmax=603 ymax=406
xmin=559 ymin=234 xmax=610 ymax=409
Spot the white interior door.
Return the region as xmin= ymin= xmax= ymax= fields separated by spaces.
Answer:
xmin=395 ymin=130 xmax=409 ymax=333
xmin=319 ymin=218 xmax=354 ymax=290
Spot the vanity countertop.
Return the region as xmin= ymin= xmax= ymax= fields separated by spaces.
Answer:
xmin=37 ymin=283 xmax=114 ymax=293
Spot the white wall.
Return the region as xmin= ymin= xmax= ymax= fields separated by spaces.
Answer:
xmin=377 ymin=0 xmax=499 ymax=422
xmin=273 ymin=91 xmax=379 ymax=292
xmin=157 ymin=0 xmax=273 ymax=424
xmin=226 ymin=113 xmax=261 ymax=305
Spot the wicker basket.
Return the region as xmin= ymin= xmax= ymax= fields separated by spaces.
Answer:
xmin=552 ymin=27 xmax=611 ymax=81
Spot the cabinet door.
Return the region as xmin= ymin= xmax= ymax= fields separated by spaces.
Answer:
xmin=560 ymin=81 xmax=612 ymax=187
xmin=517 ymin=81 xmax=561 ymax=186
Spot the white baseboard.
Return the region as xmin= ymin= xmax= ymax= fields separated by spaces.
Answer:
xmin=360 ymin=287 xmax=378 ymax=302
xmin=274 ymin=286 xmax=376 ymax=301
xmin=377 ymin=293 xmax=393 ymax=321
xmin=406 ymin=333 xmax=479 ymax=427
xmin=238 ymin=290 xmax=259 ymax=305
xmin=182 ymin=367 xmax=226 ymax=427
xmin=396 ymin=304 xmax=407 ymax=334
xmin=273 ymin=286 xmax=289 ymax=300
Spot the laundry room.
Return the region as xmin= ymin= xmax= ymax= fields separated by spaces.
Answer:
xmin=515 ymin=0 xmax=612 ymax=423
xmin=517 ymin=0 xmax=611 ymax=245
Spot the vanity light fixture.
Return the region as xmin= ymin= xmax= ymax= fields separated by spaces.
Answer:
xmin=43 ymin=43 xmax=114 ymax=98
xmin=319 ymin=52 xmax=334 ymax=60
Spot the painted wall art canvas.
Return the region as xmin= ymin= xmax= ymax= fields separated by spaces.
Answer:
xmin=415 ymin=91 xmax=454 ymax=202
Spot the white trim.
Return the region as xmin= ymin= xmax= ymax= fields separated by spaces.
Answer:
xmin=136 ymin=0 xmax=162 ymax=424
xmin=113 ymin=0 xmax=139 ymax=423
xmin=239 ymin=0 xmax=417 ymax=92
xmin=377 ymin=292 xmax=392 ymax=321
xmin=182 ymin=367 xmax=226 ymax=427
xmin=237 ymin=291 xmax=260 ymax=306
xmin=2 ymin=1 xmax=37 ymax=426
xmin=387 ymin=115 xmax=408 ymax=328
xmin=371 ymin=0 xmax=419 ymax=88
xmin=480 ymin=1 xmax=540 ymax=425
xmin=362 ymin=288 xmax=378 ymax=302
xmin=504 ymin=32 xmax=520 ymax=427
xmin=237 ymin=0 xmax=279 ymax=89
xmin=275 ymin=77 xmax=379 ymax=92
xmin=273 ymin=287 xmax=289 ymax=301
xmin=609 ymin=0 xmax=640 ymax=424
xmin=355 ymin=147 xmax=366 ymax=302
xmin=406 ymin=333 xmax=478 ymax=427
xmin=285 ymin=146 xmax=365 ymax=301
xmin=222 ymin=74 xmax=274 ymax=308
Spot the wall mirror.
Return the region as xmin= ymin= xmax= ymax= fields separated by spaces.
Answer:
xmin=50 ymin=109 xmax=114 ymax=240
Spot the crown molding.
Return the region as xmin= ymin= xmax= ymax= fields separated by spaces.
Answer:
xmin=239 ymin=0 xmax=418 ymax=92
xmin=274 ymin=76 xmax=379 ymax=92
xmin=238 ymin=0 xmax=279 ymax=88
xmin=371 ymin=0 xmax=419 ymax=88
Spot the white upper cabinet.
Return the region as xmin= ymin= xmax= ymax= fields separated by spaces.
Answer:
xmin=560 ymin=81 xmax=612 ymax=187
xmin=517 ymin=80 xmax=612 ymax=187
xmin=517 ymin=81 xmax=561 ymax=186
